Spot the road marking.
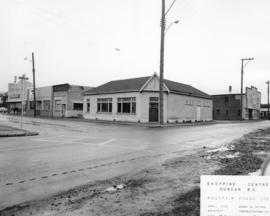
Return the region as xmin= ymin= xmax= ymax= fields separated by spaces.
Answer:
xmin=95 ymin=138 xmax=116 ymax=146
xmin=2 ymin=150 xmax=179 ymax=188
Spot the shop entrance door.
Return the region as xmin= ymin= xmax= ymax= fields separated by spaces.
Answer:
xmin=149 ymin=97 xmax=159 ymax=122
xmin=61 ymin=104 xmax=66 ymax=117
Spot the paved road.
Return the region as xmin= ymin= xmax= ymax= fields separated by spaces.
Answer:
xmin=0 ymin=115 xmax=270 ymax=209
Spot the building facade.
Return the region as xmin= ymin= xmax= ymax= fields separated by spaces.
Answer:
xmin=26 ymin=86 xmax=53 ymax=117
xmin=7 ymin=79 xmax=32 ymax=114
xmin=52 ymin=84 xmax=91 ymax=118
xmin=261 ymin=104 xmax=270 ymax=119
xmin=25 ymin=84 xmax=91 ymax=118
xmin=212 ymin=86 xmax=261 ymax=120
xmin=83 ymin=74 xmax=213 ymax=123
xmin=0 ymin=92 xmax=8 ymax=108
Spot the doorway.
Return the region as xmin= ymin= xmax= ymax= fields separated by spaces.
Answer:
xmin=61 ymin=104 xmax=66 ymax=117
xmin=149 ymin=97 xmax=159 ymax=122
xmin=248 ymin=109 xmax=253 ymax=120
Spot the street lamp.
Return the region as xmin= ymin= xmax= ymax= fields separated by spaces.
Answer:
xmin=24 ymin=52 xmax=36 ymax=117
xmin=165 ymin=20 xmax=179 ymax=34
xmin=240 ymin=57 xmax=254 ymax=120
xmin=18 ymin=74 xmax=29 ymax=129
xmin=159 ymin=0 xmax=178 ymax=125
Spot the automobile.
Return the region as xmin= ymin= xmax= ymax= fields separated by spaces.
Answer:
xmin=0 ymin=107 xmax=8 ymax=113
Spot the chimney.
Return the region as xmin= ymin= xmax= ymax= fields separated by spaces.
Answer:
xmin=14 ymin=76 xmax=17 ymax=83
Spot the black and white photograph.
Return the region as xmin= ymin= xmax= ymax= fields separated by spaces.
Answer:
xmin=0 ymin=0 xmax=270 ymax=215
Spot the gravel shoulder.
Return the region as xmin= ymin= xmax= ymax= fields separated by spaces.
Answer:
xmin=1 ymin=127 xmax=270 ymax=216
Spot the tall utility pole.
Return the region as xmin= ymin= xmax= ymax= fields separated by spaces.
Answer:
xmin=32 ymin=52 xmax=37 ymax=117
xmin=159 ymin=0 xmax=166 ymax=125
xmin=18 ymin=74 xmax=29 ymax=129
xmin=240 ymin=58 xmax=254 ymax=120
xmin=267 ymin=81 xmax=270 ymax=119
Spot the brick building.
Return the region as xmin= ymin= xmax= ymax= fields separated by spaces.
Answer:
xmin=212 ymin=86 xmax=261 ymax=120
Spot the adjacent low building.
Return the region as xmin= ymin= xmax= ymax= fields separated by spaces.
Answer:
xmin=261 ymin=104 xmax=270 ymax=119
xmin=83 ymin=74 xmax=213 ymax=123
xmin=212 ymin=86 xmax=261 ymax=120
xmin=26 ymin=84 xmax=92 ymax=118
xmin=26 ymin=86 xmax=53 ymax=117
xmin=0 ymin=92 xmax=8 ymax=108
xmin=52 ymin=84 xmax=91 ymax=118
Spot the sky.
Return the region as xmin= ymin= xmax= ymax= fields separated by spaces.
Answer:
xmin=0 ymin=0 xmax=270 ymax=103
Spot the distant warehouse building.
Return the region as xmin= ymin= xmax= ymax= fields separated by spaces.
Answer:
xmin=83 ymin=74 xmax=213 ymax=123
xmin=212 ymin=86 xmax=261 ymax=120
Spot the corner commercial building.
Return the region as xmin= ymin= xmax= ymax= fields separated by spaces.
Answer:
xmin=83 ymin=74 xmax=213 ymax=123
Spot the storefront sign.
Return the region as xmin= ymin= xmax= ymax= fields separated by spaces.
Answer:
xmin=201 ymin=175 xmax=270 ymax=216
xmin=9 ymin=94 xmax=20 ymax=99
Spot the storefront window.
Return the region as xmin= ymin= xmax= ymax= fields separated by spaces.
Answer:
xmin=73 ymin=103 xmax=83 ymax=111
xmin=97 ymin=98 xmax=112 ymax=113
xmin=117 ymin=97 xmax=136 ymax=114
xmin=86 ymin=99 xmax=90 ymax=112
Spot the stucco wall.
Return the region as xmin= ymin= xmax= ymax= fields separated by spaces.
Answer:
xmin=67 ymin=86 xmax=84 ymax=111
xmin=167 ymin=94 xmax=212 ymax=122
xmin=140 ymin=92 xmax=168 ymax=123
xmin=83 ymin=92 xmax=212 ymax=123
xmin=83 ymin=92 xmax=142 ymax=122
xmin=53 ymin=91 xmax=68 ymax=117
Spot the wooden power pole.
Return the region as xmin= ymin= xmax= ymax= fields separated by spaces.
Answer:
xmin=159 ymin=0 xmax=165 ymax=125
xmin=32 ymin=52 xmax=37 ymax=117
xmin=267 ymin=81 xmax=270 ymax=119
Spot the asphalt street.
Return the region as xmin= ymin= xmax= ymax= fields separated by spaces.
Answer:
xmin=1 ymin=115 xmax=270 ymax=210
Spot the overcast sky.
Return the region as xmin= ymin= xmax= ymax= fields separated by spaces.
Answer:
xmin=1 ymin=0 xmax=270 ymax=102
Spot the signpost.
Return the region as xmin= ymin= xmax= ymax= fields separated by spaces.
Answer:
xmin=18 ymin=74 xmax=29 ymax=129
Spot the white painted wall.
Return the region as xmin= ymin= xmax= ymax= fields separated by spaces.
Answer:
xmin=83 ymin=92 xmax=213 ymax=123
xmin=167 ymin=94 xmax=213 ymax=122
xmin=83 ymin=92 xmax=142 ymax=122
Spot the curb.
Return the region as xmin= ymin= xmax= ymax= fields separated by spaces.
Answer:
xmin=0 ymin=132 xmax=39 ymax=137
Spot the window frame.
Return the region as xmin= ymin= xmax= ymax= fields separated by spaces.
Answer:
xmin=117 ymin=97 xmax=136 ymax=114
xmin=86 ymin=99 xmax=90 ymax=112
xmin=97 ymin=98 xmax=112 ymax=113
xmin=73 ymin=102 xmax=83 ymax=111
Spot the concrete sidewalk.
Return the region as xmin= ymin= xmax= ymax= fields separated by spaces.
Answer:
xmin=0 ymin=125 xmax=39 ymax=137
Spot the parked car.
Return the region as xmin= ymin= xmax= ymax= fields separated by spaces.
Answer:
xmin=0 ymin=107 xmax=8 ymax=113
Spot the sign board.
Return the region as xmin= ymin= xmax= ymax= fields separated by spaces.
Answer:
xmin=201 ymin=175 xmax=270 ymax=216
xmin=9 ymin=94 xmax=21 ymax=99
